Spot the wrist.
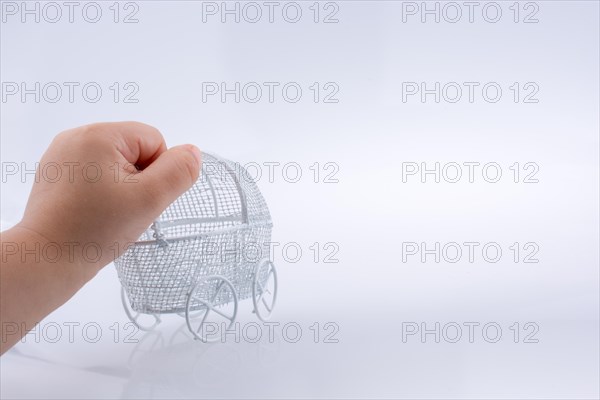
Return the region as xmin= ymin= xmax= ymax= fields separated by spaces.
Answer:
xmin=3 ymin=223 xmax=101 ymax=286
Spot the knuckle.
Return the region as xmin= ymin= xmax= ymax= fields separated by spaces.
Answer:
xmin=79 ymin=124 xmax=115 ymax=149
xmin=81 ymin=123 xmax=107 ymax=140
xmin=52 ymin=129 xmax=76 ymax=145
xmin=131 ymin=121 xmax=161 ymax=136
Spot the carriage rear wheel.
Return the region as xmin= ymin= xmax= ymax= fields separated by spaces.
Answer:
xmin=186 ymin=275 xmax=238 ymax=342
xmin=252 ymin=259 xmax=278 ymax=321
xmin=121 ymin=287 xmax=161 ymax=331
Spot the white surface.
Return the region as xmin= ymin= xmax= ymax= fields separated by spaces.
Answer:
xmin=1 ymin=1 xmax=599 ymax=398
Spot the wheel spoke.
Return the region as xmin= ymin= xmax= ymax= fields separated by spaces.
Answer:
xmin=188 ymin=311 xmax=205 ymax=320
xmin=255 ymin=282 xmax=265 ymax=296
xmin=251 ymin=262 xmax=276 ymax=322
xmin=196 ymin=308 xmax=211 ymax=334
xmin=191 ymin=294 xmax=211 ymax=309
xmin=211 ymin=306 xmax=235 ymax=321
xmin=187 ymin=276 xmax=238 ymax=341
xmin=256 ymin=289 xmax=266 ymax=305
xmin=210 ymin=280 xmax=225 ymax=303
xmin=256 ymin=277 xmax=271 ymax=305
xmin=262 ymin=297 xmax=272 ymax=312
xmin=255 ymin=263 xmax=273 ymax=295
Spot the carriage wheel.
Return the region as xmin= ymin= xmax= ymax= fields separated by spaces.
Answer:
xmin=186 ymin=275 xmax=238 ymax=342
xmin=121 ymin=287 xmax=161 ymax=331
xmin=252 ymin=260 xmax=278 ymax=322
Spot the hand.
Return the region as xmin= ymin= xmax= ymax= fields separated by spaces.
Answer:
xmin=19 ymin=121 xmax=201 ymax=271
xmin=0 ymin=121 xmax=201 ymax=354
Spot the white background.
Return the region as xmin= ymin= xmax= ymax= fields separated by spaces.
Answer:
xmin=1 ymin=1 xmax=599 ymax=398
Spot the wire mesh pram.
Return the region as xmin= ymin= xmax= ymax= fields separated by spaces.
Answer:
xmin=114 ymin=153 xmax=277 ymax=341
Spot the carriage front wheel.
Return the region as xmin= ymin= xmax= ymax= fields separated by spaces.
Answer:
xmin=186 ymin=275 xmax=238 ymax=342
xmin=252 ymin=259 xmax=278 ymax=322
xmin=121 ymin=287 xmax=162 ymax=331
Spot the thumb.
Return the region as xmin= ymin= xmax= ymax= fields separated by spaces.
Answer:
xmin=138 ymin=144 xmax=202 ymax=213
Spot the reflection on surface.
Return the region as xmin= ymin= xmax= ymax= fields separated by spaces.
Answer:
xmin=3 ymin=317 xmax=598 ymax=399
xmin=122 ymin=322 xmax=285 ymax=399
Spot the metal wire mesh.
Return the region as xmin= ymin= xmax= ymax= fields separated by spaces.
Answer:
xmin=114 ymin=153 xmax=273 ymax=314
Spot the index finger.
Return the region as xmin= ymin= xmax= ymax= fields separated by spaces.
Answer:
xmin=102 ymin=121 xmax=168 ymax=169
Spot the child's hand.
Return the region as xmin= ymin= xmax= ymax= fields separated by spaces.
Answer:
xmin=0 ymin=122 xmax=201 ymax=353
xmin=18 ymin=121 xmax=201 ymax=269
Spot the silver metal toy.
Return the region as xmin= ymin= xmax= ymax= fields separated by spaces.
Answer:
xmin=114 ymin=153 xmax=277 ymax=341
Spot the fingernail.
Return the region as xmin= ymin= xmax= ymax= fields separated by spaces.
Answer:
xmin=189 ymin=145 xmax=202 ymax=166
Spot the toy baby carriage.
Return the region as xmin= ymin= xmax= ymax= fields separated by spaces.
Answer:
xmin=114 ymin=153 xmax=278 ymax=342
